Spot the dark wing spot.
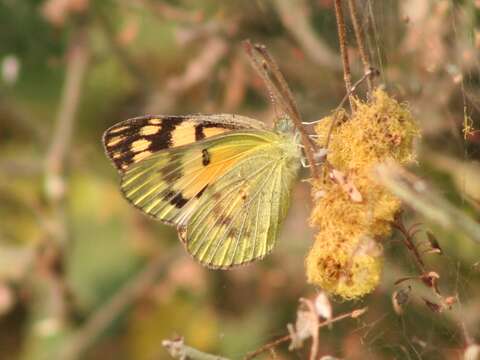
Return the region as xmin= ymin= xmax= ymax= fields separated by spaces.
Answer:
xmin=201 ymin=149 xmax=210 ymax=166
xmin=111 ymin=150 xmax=135 ymax=170
xmin=203 ymin=122 xmax=237 ymax=130
xmin=149 ymin=116 xmax=184 ymax=152
xmin=104 ymin=116 xmax=185 ymax=171
xmin=159 ymin=156 xmax=183 ymax=182
xmin=195 ymin=124 xmax=205 ymax=140
xmin=218 ymin=214 xmax=233 ymax=226
xmin=165 ymin=191 xmax=189 ymax=208
xmin=196 ymin=185 xmax=208 ymax=198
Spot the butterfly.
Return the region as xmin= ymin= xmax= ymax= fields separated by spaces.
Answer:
xmin=103 ymin=113 xmax=301 ymax=269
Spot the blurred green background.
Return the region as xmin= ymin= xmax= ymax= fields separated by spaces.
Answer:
xmin=0 ymin=1 xmax=479 ymax=359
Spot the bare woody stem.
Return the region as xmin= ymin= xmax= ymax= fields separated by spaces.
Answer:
xmin=243 ymin=40 xmax=320 ymax=178
xmin=42 ymin=25 xmax=90 ymax=324
xmin=244 ymin=308 xmax=367 ymax=360
xmin=163 ymin=338 xmax=231 ymax=360
xmin=347 ymin=0 xmax=374 ymax=94
xmin=333 ymin=0 xmax=353 ymax=111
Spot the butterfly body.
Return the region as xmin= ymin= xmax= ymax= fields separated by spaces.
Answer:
xmin=103 ymin=114 xmax=300 ymax=268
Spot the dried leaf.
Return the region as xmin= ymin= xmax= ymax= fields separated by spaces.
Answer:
xmin=422 ymin=298 xmax=443 ymax=313
xmin=426 ymin=231 xmax=443 ymax=254
xmin=288 ymin=298 xmax=319 ymax=350
xmin=392 ymin=286 xmax=411 ymax=315
xmin=329 ymin=168 xmax=363 ymax=202
xmin=314 ymin=292 xmax=332 ymax=321
xmin=464 ymin=344 xmax=480 ymax=360
xmin=421 ymin=271 xmax=441 ymax=295
xmin=443 ymin=296 xmax=457 ymax=308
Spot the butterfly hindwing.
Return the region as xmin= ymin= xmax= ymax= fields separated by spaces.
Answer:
xmin=179 ymin=133 xmax=299 ymax=268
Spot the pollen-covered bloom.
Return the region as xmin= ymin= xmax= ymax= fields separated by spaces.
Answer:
xmin=307 ymin=89 xmax=420 ymax=299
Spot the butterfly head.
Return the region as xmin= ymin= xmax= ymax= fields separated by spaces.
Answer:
xmin=274 ymin=115 xmax=295 ymax=134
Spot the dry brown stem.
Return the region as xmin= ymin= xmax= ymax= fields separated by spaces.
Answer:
xmin=163 ymin=337 xmax=231 ymax=360
xmin=244 ymin=307 xmax=367 ymax=360
xmin=243 ymin=40 xmax=320 ymax=178
xmin=333 ymin=0 xmax=353 ymax=111
xmin=42 ymin=25 xmax=90 ymax=324
xmin=347 ymin=0 xmax=374 ymax=94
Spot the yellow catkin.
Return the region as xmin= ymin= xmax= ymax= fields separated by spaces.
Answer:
xmin=307 ymin=89 xmax=420 ymax=299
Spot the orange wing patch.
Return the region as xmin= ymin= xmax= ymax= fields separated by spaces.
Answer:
xmin=103 ymin=115 xmax=243 ymax=172
xmin=203 ymin=127 xmax=230 ymax=138
xmin=170 ymin=120 xmax=197 ymax=147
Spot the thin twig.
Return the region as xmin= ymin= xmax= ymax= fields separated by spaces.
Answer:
xmin=163 ymin=337 xmax=231 ymax=360
xmin=244 ymin=308 xmax=367 ymax=360
xmin=45 ymin=27 xmax=90 ymax=206
xmin=333 ymin=0 xmax=353 ymax=111
xmin=43 ymin=25 xmax=90 ymax=323
xmin=58 ymin=251 xmax=178 ymax=360
xmin=347 ymin=0 xmax=374 ymax=94
xmin=243 ymin=40 xmax=320 ymax=178
xmin=392 ymin=214 xmax=426 ymax=273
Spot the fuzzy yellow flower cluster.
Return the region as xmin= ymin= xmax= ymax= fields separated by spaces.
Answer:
xmin=307 ymin=89 xmax=420 ymax=299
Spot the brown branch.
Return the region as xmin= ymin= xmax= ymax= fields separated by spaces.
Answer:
xmin=163 ymin=337 xmax=231 ymax=360
xmin=392 ymin=214 xmax=426 ymax=274
xmin=347 ymin=0 xmax=374 ymax=94
xmin=333 ymin=0 xmax=353 ymax=111
xmin=244 ymin=307 xmax=367 ymax=360
xmin=243 ymin=40 xmax=320 ymax=178
xmin=44 ymin=27 xmax=90 ymax=205
xmin=42 ymin=25 xmax=90 ymax=324
xmin=58 ymin=251 xmax=178 ymax=360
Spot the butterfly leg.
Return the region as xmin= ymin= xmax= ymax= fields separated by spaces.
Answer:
xmin=300 ymin=148 xmax=328 ymax=168
xmin=302 ymin=119 xmax=324 ymax=125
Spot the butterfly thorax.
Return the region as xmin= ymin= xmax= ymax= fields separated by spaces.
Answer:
xmin=272 ymin=117 xmax=301 ymax=177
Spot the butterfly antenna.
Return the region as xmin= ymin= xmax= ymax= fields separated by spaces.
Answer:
xmin=243 ymin=40 xmax=320 ymax=178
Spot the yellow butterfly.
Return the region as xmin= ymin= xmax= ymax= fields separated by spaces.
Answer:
xmin=103 ymin=113 xmax=301 ymax=269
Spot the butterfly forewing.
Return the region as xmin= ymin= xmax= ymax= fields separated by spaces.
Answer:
xmin=120 ymin=131 xmax=272 ymax=225
xmin=103 ymin=114 xmax=267 ymax=171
